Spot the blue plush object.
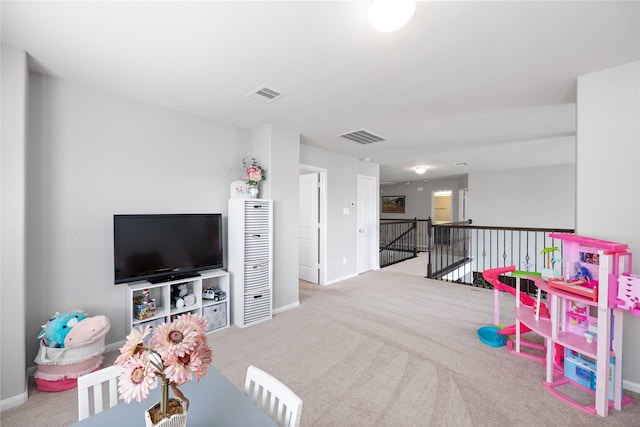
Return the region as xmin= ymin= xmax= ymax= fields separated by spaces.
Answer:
xmin=37 ymin=310 xmax=88 ymax=348
xmin=477 ymin=326 xmax=507 ymax=347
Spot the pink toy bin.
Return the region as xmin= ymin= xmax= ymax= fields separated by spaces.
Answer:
xmin=34 ymin=334 xmax=107 ymax=392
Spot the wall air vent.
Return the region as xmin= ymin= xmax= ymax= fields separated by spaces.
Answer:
xmin=247 ymin=85 xmax=285 ymax=103
xmin=339 ymin=129 xmax=386 ymax=145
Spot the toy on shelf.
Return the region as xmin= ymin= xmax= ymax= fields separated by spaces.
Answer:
xmin=572 ymin=261 xmax=593 ymax=283
xmin=172 ymin=283 xmax=195 ymax=309
xmin=615 ymin=273 xmax=640 ymax=316
xmin=567 ymin=301 xmax=588 ymax=328
xmin=547 ymin=254 xmax=600 ymax=301
xmin=133 ymin=289 xmax=157 ymax=320
xmin=540 ymin=246 xmax=562 ymax=280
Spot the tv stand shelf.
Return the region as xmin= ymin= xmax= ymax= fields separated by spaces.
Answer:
xmin=126 ymin=269 xmax=230 ymax=334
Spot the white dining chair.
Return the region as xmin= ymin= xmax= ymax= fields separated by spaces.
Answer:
xmin=77 ymin=364 xmax=121 ymax=421
xmin=244 ymin=365 xmax=303 ymax=427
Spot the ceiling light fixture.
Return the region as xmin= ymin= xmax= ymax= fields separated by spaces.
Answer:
xmin=414 ymin=165 xmax=427 ymax=174
xmin=368 ymin=0 xmax=416 ymax=32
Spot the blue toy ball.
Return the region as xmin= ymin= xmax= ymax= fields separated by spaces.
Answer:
xmin=477 ymin=326 xmax=507 ymax=347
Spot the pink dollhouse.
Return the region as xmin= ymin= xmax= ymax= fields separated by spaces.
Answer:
xmin=505 ymin=233 xmax=639 ymax=417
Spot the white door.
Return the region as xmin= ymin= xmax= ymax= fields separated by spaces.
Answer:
xmin=299 ymin=172 xmax=319 ymax=283
xmin=357 ymin=175 xmax=378 ymax=274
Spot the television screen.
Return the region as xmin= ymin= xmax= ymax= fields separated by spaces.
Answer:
xmin=114 ymin=214 xmax=223 ymax=284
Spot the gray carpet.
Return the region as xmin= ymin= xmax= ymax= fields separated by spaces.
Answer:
xmin=2 ymin=256 xmax=639 ymax=426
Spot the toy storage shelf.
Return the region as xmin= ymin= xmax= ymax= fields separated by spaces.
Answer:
xmin=228 ymin=199 xmax=273 ymax=328
xmin=126 ymin=269 xmax=230 ymax=334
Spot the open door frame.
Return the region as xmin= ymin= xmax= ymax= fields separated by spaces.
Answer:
xmin=299 ymin=164 xmax=327 ymax=285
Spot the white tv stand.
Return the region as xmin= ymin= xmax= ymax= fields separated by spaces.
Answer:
xmin=126 ymin=269 xmax=230 ymax=334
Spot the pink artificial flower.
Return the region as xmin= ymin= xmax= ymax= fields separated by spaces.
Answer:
xmin=162 ymin=353 xmax=193 ymax=386
xmin=163 ymin=339 xmax=213 ymax=385
xmin=118 ymin=352 xmax=157 ymax=403
xmin=115 ymin=325 xmax=151 ymax=366
xmin=242 ymin=158 xmax=265 ymax=184
xmin=248 ymin=168 xmax=262 ymax=182
xmin=116 ymin=313 xmax=213 ymax=408
xmin=151 ymin=318 xmax=200 ymax=359
xmin=175 ymin=312 xmax=207 ymax=336
xmin=192 ymin=340 xmax=213 ymax=381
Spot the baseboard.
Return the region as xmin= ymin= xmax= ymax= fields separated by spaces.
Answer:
xmin=326 ymin=273 xmax=358 ymax=286
xmin=105 ymin=340 xmax=125 ymax=353
xmin=623 ymin=378 xmax=640 ymax=394
xmin=26 ymin=364 xmax=37 ymax=377
xmin=0 ymin=389 xmax=27 ymax=412
xmin=273 ymin=301 xmax=300 ymax=314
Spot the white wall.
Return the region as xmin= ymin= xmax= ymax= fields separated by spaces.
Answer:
xmin=299 ymin=144 xmax=379 ymax=283
xmin=469 ymin=164 xmax=576 ymax=229
xmin=381 ymin=176 xmax=467 ymax=221
xmin=3 ymin=65 xmax=378 ymax=407
xmin=1 ymin=44 xmax=28 ymax=407
xmin=252 ymin=124 xmax=301 ymax=310
xmin=576 ymin=61 xmax=640 ymax=388
xmin=25 ymin=73 xmax=251 ymax=366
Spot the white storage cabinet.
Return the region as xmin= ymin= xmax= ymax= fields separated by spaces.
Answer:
xmin=228 ymin=199 xmax=273 ymax=327
xmin=126 ymin=269 xmax=230 ymax=334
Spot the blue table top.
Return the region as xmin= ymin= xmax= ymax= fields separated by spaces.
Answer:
xmin=70 ymin=366 xmax=277 ymax=426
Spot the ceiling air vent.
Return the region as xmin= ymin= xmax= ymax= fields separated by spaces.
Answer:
xmin=247 ymin=85 xmax=285 ymax=103
xmin=339 ymin=129 xmax=386 ymax=145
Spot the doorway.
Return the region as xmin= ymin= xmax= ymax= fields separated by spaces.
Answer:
xmin=298 ymin=165 xmax=327 ymax=285
xmin=432 ymin=190 xmax=452 ymax=223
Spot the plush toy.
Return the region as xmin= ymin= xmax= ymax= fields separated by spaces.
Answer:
xmin=63 ymin=315 xmax=111 ymax=348
xmin=173 ymin=284 xmax=188 ymax=298
xmin=38 ymin=310 xmax=88 ymax=348
xmin=173 ymin=284 xmax=189 ymax=308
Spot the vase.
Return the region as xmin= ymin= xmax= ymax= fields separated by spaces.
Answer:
xmin=248 ymin=185 xmax=259 ymax=199
xmin=144 ymin=398 xmax=187 ymax=427
xmin=145 ymin=380 xmax=188 ymax=427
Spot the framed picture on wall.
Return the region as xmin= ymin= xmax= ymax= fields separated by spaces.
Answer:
xmin=382 ymin=195 xmax=405 ymax=213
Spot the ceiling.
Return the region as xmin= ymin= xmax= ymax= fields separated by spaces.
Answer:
xmin=2 ymin=1 xmax=638 ymax=184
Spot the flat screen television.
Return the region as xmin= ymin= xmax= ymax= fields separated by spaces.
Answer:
xmin=114 ymin=214 xmax=223 ymax=284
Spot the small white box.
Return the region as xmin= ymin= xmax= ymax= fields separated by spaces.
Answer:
xmin=230 ymin=180 xmax=250 ymax=199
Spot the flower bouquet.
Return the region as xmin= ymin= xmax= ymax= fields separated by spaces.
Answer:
xmin=115 ymin=313 xmax=213 ymax=426
xmin=242 ymin=157 xmax=266 ymax=186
